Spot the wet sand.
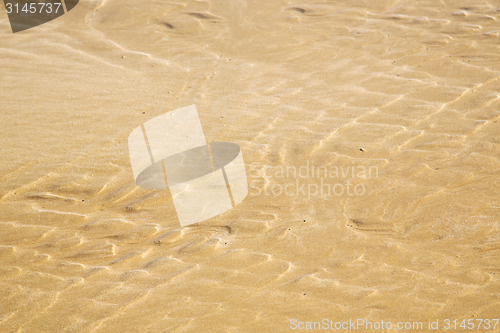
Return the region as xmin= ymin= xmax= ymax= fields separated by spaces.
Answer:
xmin=0 ymin=0 xmax=499 ymax=331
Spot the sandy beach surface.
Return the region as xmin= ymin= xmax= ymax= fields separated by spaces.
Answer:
xmin=0 ymin=0 xmax=499 ymax=331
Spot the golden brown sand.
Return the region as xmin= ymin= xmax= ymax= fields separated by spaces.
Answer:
xmin=0 ymin=0 xmax=499 ymax=332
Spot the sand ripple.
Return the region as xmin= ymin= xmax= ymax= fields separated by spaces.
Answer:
xmin=0 ymin=0 xmax=499 ymax=331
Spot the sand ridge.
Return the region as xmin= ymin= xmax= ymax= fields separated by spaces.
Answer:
xmin=0 ymin=0 xmax=499 ymax=331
